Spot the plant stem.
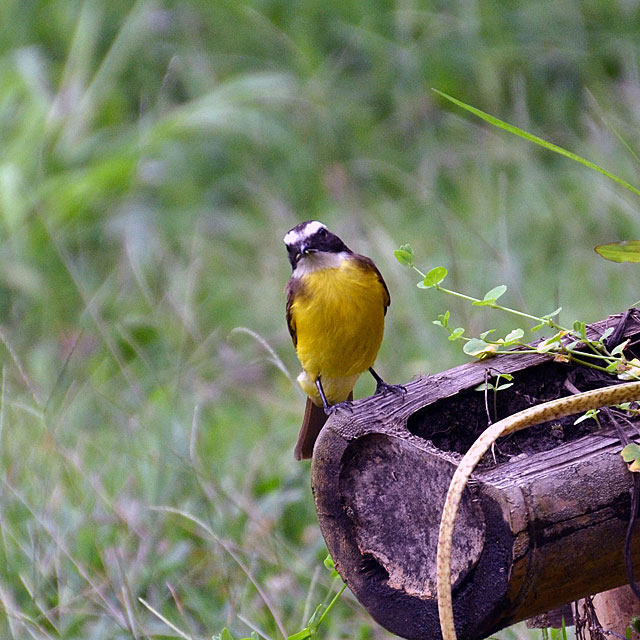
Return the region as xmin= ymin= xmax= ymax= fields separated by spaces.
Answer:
xmin=411 ymin=260 xmax=635 ymax=376
xmin=566 ymin=356 xmax=616 ymax=373
xmin=412 ymin=264 xmax=570 ymax=331
xmin=564 ymin=350 xmax=618 ymax=362
xmin=314 ymin=584 xmax=347 ymax=630
xmin=485 ymin=300 xmax=557 ymax=325
xmin=436 ymin=283 xmax=553 ymax=324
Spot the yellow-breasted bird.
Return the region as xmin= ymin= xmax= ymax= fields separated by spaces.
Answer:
xmin=284 ymin=220 xmax=402 ymax=460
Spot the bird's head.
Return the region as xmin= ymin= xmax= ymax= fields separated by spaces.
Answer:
xmin=283 ymin=221 xmax=349 ymax=270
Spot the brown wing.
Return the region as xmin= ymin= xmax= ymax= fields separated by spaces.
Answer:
xmin=354 ymin=253 xmax=391 ymax=313
xmin=285 ymin=277 xmax=301 ymax=347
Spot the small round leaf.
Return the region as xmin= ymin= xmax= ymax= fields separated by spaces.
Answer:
xmin=394 ymin=246 xmax=415 ymax=267
xmin=463 ymin=338 xmax=490 ymax=356
xmin=482 ymin=284 xmax=507 ymax=302
xmin=422 ymin=266 xmax=448 ymax=287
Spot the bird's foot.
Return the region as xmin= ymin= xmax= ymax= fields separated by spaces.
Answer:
xmin=375 ymin=381 xmax=407 ymax=397
xmin=324 ymin=400 xmax=354 ymax=416
xmin=368 ymin=368 xmax=406 ymax=399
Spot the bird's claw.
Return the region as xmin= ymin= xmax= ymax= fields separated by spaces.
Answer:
xmin=375 ymin=382 xmax=407 ymax=397
xmin=324 ymin=400 xmax=354 ymax=416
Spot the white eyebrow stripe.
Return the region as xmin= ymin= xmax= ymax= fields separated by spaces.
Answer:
xmin=283 ymin=228 xmax=302 ymax=245
xmin=283 ymin=221 xmax=327 ymax=245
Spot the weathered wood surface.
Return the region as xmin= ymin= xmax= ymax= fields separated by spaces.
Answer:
xmin=311 ymin=309 xmax=640 ymax=640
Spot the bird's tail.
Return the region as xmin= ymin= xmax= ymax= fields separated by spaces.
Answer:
xmin=294 ymin=399 xmax=327 ymax=460
xmin=294 ymin=393 xmax=352 ymax=460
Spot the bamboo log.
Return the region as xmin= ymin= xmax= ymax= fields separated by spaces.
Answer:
xmin=311 ymin=309 xmax=640 ymax=640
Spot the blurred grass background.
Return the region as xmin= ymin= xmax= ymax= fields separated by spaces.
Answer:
xmin=1 ymin=0 xmax=640 ymax=638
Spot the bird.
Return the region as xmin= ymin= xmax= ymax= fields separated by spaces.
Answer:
xmin=284 ymin=220 xmax=402 ymax=460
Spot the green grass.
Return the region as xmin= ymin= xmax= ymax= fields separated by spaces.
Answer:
xmin=1 ymin=0 xmax=638 ymax=637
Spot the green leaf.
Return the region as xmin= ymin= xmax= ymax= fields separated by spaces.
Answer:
xmin=394 ymin=244 xmax=415 ymax=267
xmin=306 ymin=602 xmax=325 ymax=629
xmin=421 ymin=266 xmax=448 ymax=288
xmin=611 ymin=340 xmax=629 ymax=356
xmin=530 ymin=322 xmax=546 ymax=332
xmin=575 ymin=409 xmax=599 ymax=425
xmin=543 ymin=307 xmax=563 ymax=319
xmin=433 ymin=310 xmax=451 ymax=329
xmin=600 ymin=326 xmax=615 ymax=341
xmin=323 ymin=553 xmax=339 ymax=578
xmin=537 ymin=332 xmax=563 ymax=353
xmin=463 ymin=338 xmax=490 ymax=356
xmin=287 ymin=628 xmax=312 ymax=640
xmin=621 ymin=443 xmax=640 ymax=463
xmin=475 ymin=373 xmax=514 ymax=392
xmin=504 ymin=328 xmax=524 ymax=342
xmin=400 ymin=243 xmax=414 ymax=257
xmin=595 ymin=241 xmax=640 ymax=263
xmin=606 ymin=361 xmax=620 ymax=373
xmin=573 ymin=321 xmax=587 ymax=340
xmin=472 ymin=285 xmax=506 ymax=306
xmin=479 ymin=329 xmax=496 ymax=339
xmin=432 ymin=89 xmax=640 ymax=199
xmin=448 ymin=327 xmax=465 ymax=341
xmin=623 ymin=443 xmax=640 ymax=472
xmin=483 ymin=285 xmax=507 ymax=302
xmin=214 ymin=629 xmax=235 ymax=640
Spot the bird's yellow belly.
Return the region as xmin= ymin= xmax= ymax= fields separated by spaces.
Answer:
xmin=291 ymin=261 xmax=386 ymax=404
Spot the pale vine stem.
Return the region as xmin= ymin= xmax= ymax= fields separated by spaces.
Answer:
xmin=410 ymin=264 xmax=569 ymax=332
xmin=436 ymin=380 xmax=640 ymax=640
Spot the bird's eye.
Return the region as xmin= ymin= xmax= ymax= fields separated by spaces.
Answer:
xmin=318 ymin=228 xmax=327 ymax=237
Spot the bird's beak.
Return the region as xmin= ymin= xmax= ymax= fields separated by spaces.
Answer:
xmin=295 ymin=243 xmax=314 ymax=263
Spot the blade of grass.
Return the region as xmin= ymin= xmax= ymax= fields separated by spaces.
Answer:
xmin=2 ymin=479 xmax=129 ymax=630
xmin=0 ymin=366 xmax=5 ymax=446
xmin=301 ymin=565 xmax=321 ymax=628
xmin=0 ymin=581 xmax=20 ymax=640
xmin=237 ymin=613 xmax=273 ymax=640
xmin=150 ymin=505 xmax=288 ymax=639
xmin=433 ymin=88 xmax=640 ymax=199
xmin=17 ymin=574 xmax=61 ymax=636
xmin=228 ymin=327 xmax=299 ymax=392
xmin=138 ymin=597 xmax=194 ymax=640
xmin=586 ymin=88 xmax=640 ymax=165
xmin=0 ymin=326 xmax=42 ymax=406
